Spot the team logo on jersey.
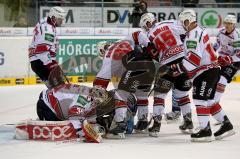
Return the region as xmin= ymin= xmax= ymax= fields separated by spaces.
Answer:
xmin=201 ymin=10 xmax=222 ymax=28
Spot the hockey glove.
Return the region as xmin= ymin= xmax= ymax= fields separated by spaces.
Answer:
xmin=145 ymin=42 xmax=158 ymax=60
xmin=218 ymin=56 xmax=233 ymax=66
xmin=46 ymin=60 xmax=58 ymax=70
xmin=169 ymin=62 xmax=186 ymax=77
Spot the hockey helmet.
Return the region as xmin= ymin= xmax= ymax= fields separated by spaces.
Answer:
xmin=48 ymin=7 xmax=66 ymax=20
xmin=139 ymin=13 xmax=156 ymax=32
xmin=97 ymin=41 xmax=110 ymax=58
xmin=179 ymin=9 xmax=197 ymax=28
xmin=224 ymin=15 xmax=237 ymax=24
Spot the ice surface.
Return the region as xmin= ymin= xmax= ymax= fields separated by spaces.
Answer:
xmin=0 ymin=83 xmax=240 ymax=159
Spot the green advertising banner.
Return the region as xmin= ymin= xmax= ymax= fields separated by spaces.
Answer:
xmin=57 ymin=39 xmax=118 ymax=76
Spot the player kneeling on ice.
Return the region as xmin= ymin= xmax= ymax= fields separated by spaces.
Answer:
xmin=15 ymin=72 xmax=117 ymax=143
xmin=177 ymin=9 xmax=235 ymax=142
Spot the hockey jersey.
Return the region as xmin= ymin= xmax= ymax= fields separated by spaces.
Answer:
xmin=41 ymin=84 xmax=91 ymax=129
xmin=182 ymin=25 xmax=218 ymax=78
xmin=124 ymin=30 xmax=150 ymax=47
xmin=214 ymin=27 xmax=240 ymax=62
xmin=147 ymin=20 xmax=186 ymax=65
xmin=29 ymin=17 xmax=59 ymax=65
xmin=93 ymin=40 xmax=134 ymax=88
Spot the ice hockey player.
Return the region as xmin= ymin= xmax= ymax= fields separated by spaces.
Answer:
xmin=139 ymin=13 xmax=193 ymax=137
xmin=28 ymin=6 xmax=66 ymax=88
xmin=15 ymin=69 xmax=112 ymax=143
xmin=93 ymin=31 xmax=156 ymax=138
xmin=208 ymin=14 xmax=238 ymax=139
xmin=178 ymin=9 xmax=234 ymax=142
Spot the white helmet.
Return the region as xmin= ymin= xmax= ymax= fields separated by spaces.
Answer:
xmin=139 ymin=13 xmax=156 ymax=32
xmin=179 ymin=9 xmax=197 ymax=25
xmin=48 ymin=6 xmax=66 ymax=19
xmin=224 ymin=15 xmax=237 ymax=24
xmin=97 ymin=41 xmax=109 ymax=58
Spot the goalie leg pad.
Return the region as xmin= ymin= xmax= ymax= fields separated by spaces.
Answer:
xmin=15 ymin=120 xmax=78 ymax=141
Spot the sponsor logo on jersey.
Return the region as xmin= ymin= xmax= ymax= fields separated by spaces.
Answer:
xmin=186 ymin=40 xmax=197 ymax=49
xmin=45 ymin=33 xmax=54 ymax=42
xmin=161 ymin=45 xmax=184 ymax=61
xmin=232 ymin=41 xmax=240 ymax=48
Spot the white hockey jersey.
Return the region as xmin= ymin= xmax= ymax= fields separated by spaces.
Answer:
xmin=29 ymin=17 xmax=59 ymax=65
xmin=41 ymin=84 xmax=90 ymax=129
xmin=124 ymin=30 xmax=150 ymax=47
xmin=214 ymin=27 xmax=240 ymax=62
xmin=182 ymin=26 xmax=218 ymax=78
xmin=93 ymin=38 xmax=141 ymax=89
xmin=147 ymin=20 xmax=186 ymax=65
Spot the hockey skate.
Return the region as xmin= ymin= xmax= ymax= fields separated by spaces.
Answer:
xmin=191 ymin=123 xmax=212 ymax=142
xmin=134 ymin=117 xmax=149 ymax=134
xmin=179 ymin=113 xmax=193 ymax=134
xmin=106 ymin=121 xmax=127 ymax=139
xmin=148 ymin=115 xmax=161 ymax=137
xmin=165 ymin=111 xmax=181 ymax=123
xmin=214 ymin=116 xmax=236 ymax=140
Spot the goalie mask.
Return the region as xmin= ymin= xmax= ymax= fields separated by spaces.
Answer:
xmin=89 ymin=87 xmax=115 ymax=117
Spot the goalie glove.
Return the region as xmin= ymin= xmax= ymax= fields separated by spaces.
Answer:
xmin=218 ymin=56 xmax=233 ymax=66
xmin=82 ymin=120 xmax=102 ymax=143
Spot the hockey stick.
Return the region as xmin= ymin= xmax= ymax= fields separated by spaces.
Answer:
xmin=59 ymin=66 xmax=70 ymax=84
xmin=148 ymin=65 xmax=171 ymax=97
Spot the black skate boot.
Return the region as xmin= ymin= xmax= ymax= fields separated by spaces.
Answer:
xmin=191 ymin=122 xmax=212 ymax=142
xmin=148 ymin=115 xmax=162 ymax=137
xmin=134 ymin=117 xmax=149 ymax=133
xmin=179 ymin=113 xmax=193 ymax=134
xmin=107 ymin=121 xmax=127 ymax=139
xmin=214 ymin=116 xmax=236 ymax=140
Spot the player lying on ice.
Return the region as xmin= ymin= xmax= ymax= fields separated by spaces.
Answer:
xmin=15 ymin=66 xmax=139 ymax=143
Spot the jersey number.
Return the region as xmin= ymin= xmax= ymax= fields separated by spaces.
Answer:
xmin=106 ymin=41 xmax=132 ymax=60
xmin=153 ymin=29 xmax=177 ymax=52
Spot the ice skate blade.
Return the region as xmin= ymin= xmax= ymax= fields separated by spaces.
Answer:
xmin=191 ymin=136 xmax=213 ymax=142
xmin=134 ymin=129 xmax=149 ymax=134
xmin=105 ymin=133 xmax=125 ymax=139
xmin=180 ymin=129 xmax=193 ymax=134
xmin=165 ymin=119 xmax=180 ymax=124
xmin=149 ymin=132 xmax=159 ymax=137
xmin=215 ymin=130 xmax=236 ymax=140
